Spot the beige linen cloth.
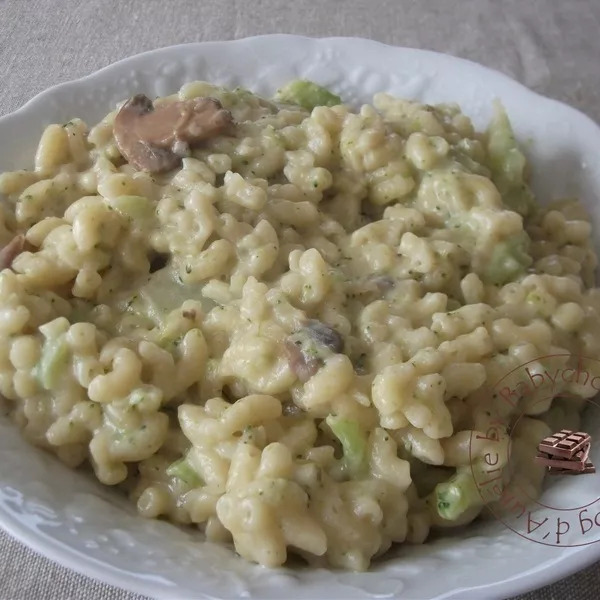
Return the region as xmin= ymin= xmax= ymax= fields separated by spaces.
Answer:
xmin=0 ymin=0 xmax=598 ymax=598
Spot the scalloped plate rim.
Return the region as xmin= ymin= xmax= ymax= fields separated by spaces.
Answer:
xmin=0 ymin=35 xmax=599 ymax=600
xmin=1 ymin=35 xmax=600 ymax=136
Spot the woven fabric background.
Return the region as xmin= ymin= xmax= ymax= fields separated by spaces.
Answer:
xmin=0 ymin=0 xmax=599 ymax=598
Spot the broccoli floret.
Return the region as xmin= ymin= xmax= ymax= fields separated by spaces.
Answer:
xmin=275 ymin=80 xmax=342 ymax=111
xmin=486 ymin=102 xmax=535 ymax=217
xmin=36 ymin=334 xmax=70 ymax=390
xmin=432 ymin=468 xmax=482 ymax=521
xmin=166 ymin=457 xmax=203 ymax=487
xmin=326 ymin=415 xmax=368 ymax=479
xmin=109 ymin=195 xmax=154 ymax=221
xmin=482 ymin=231 xmax=532 ymax=284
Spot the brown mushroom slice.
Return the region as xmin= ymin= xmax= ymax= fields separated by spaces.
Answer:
xmin=113 ymin=94 xmax=233 ymax=172
xmin=284 ymin=338 xmax=322 ymax=383
xmin=304 ymin=319 xmax=344 ymax=353
xmin=0 ymin=234 xmax=25 ymax=270
xmin=284 ymin=320 xmax=344 ymax=382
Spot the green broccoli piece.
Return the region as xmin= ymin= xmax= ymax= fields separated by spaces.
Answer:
xmin=482 ymin=231 xmax=532 ymax=285
xmin=36 ymin=334 xmax=70 ymax=390
xmin=275 ymin=80 xmax=342 ymax=111
xmin=433 ymin=468 xmax=483 ymax=521
xmin=326 ymin=415 xmax=368 ymax=479
xmin=486 ymin=102 xmax=535 ymax=217
xmin=166 ymin=457 xmax=203 ymax=487
xmin=109 ymin=195 xmax=154 ymax=222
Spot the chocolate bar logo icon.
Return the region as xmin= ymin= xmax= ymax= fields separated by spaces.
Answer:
xmin=535 ymin=430 xmax=595 ymax=475
xmin=470 ymin=353 xmax=600 ymax=547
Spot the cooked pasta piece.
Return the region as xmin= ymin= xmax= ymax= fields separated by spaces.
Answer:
xmin=0 ymin=80 xmax=597 ymax=570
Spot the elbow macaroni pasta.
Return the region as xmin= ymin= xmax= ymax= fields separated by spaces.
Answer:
xmin=0 ymin=81 xmax=599 ymax=570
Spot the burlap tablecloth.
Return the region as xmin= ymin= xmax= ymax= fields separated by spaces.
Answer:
xmin=0 ymin=1 xmax=599 ymax=598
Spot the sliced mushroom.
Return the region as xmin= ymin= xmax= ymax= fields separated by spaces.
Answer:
xmin=304 ymin=320 xmax=344 ymax=353
xmin=284 ymin=320 xmax=344 ymax=382
xmin=0 ymin=234 xmax=25 ymax=270
xmin=284 ymin=338 xmax=322 ymax=382
xmin=113 ymin=94 xmax=233 ymax=172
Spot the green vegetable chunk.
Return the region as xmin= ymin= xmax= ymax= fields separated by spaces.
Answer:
xmin=326 ymin=415 xmax=368 ymax=479
xmin=166 ymin=457 xmax=203 ymax=487
xmin=122 ymin=266 xmax=213 ymax=332
xmin=109 ymin=195 xmax=154 ymax=221
xmin=482 ymin=231 xmax=533 ymax=285
xmin=486 ymin=102 xmax=535 ymax=217
xmin=36 ymin=334 xmax=70 ymax=390
xmin=433 ymin=468 xmax=482 ymax=521
xmin=275 ymin=80 xmax=342 ymax=111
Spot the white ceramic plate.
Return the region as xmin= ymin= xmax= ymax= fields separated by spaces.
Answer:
xmin=1 ymin=35 xmax=600 ymax=600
